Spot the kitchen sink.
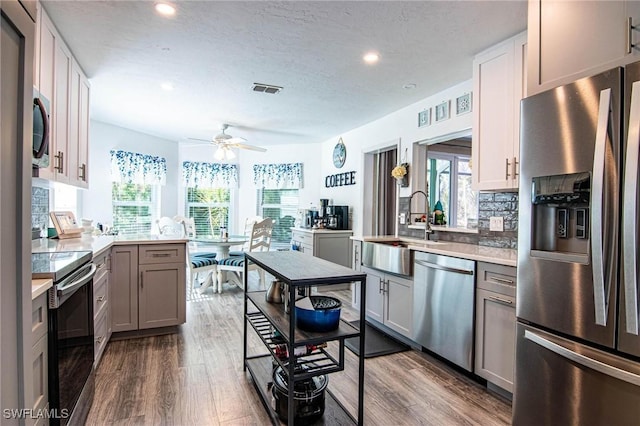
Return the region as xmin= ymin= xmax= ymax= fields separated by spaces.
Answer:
xmin=361 ymin=241 xmax=412 ymax=276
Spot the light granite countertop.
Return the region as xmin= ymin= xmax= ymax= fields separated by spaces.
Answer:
xmin=291 ymin=227 xmax=353 ymax=234
xmin=351 ymin=235 xmax=517 ymax=267
xmin=31 ymin=234 xmax=188 ymax=257
xmin=32 ymin=278 xmax=53 ymax=300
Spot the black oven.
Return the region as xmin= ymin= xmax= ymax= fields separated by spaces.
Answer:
xmin=32 ymin=251 xmax=96 ymax=425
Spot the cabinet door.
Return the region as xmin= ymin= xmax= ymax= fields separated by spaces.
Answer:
xmin=36 ymin=10 xmax=56 ymax=180
xmin=314 ymin=233 xmax=352 ymax=268
xmin=77 ymin=72 xmax=90 ymax=187
xmin=528 ymin=0 xmax=640 ymax=96
xmin=475 ymin=288 xmax=516 ymax=393
xmin=31 ymin=335 xmax=48 ymax=415
xmin=384 ymin=275 xmax=413 ymax=337
xmin=362 ymin=266 xmax=384 ymax=323
xmin=472 ymin=37 xmax=516 ymax=191
xmin=138 ymin=263 xmax=186 ymax=329
xmin=67 ymin=60 xmax=81 ymax=186
xmin=53 ymin=40 xmax=71 ymax=183
xmin=111 ymin=246 xmax=138 ymax=332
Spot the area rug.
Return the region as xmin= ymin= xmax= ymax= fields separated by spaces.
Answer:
xmin=344 ymin=320 xmax=410 ymax=358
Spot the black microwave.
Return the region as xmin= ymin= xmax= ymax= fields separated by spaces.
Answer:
xmin=32 ymin=88 xmax=50 ymax=176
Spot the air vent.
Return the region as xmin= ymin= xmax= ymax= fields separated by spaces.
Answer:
xmin=252 ymin=83 xmax=283 ymax=94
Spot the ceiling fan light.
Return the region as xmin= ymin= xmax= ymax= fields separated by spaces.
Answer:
xmin=214 ymin=146 xmax=226 ymax=161
xmin=225 ymin=148 xmax=236 ymax=160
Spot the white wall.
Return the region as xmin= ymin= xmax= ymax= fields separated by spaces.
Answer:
xmin=85 ymin=79 xmax=471 ymax=238
xmin=318 ymin=79 xmax=473 ymax=236
xmin=83 ymin=120 xmax=180 ymax=227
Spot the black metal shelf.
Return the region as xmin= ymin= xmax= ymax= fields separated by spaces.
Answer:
xmin=245 ymin=355 xmax=356 ymax=426
xmin=243 ymin=251 xmax=366 ymax=426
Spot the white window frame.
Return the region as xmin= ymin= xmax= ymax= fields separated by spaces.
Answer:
xmin=427 ymin=152 xmax=476 ymax=228
xmin=185 ymin=187 xmax=235 ymax=236
xmin=112 ymin=183 xmax=161 ymax=235
xmin=257 ymin=188 xmax=299 ymax=248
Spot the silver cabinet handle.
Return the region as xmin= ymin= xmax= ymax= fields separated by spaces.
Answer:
xmin=623 ymin=81 xmax=640 ymax=335
xmin=79 ymin=163 xmax=87 ymax=181
xmin=513 ymin=157 xmax=519 ymax=179
xmin=97 ymin=295 xmax=105 ymax=302
xmin=505 ymin=158 xmax=511 ymax=179
xmin=379 ymin=278 xmax=383 ymax=294
xmin=591 ymin=88 xmax=612 ymax=326
xmin=525 ymin=330 xmax=640 ymax=387
xmin=96 ymin=336 xmax=104 ymax=344
xmin=151 ymin=253 xmax=171 ymax=257
xmin=140 ymin=271 xmax=144 ymax=289
xmin=488 ymin=295 xmax=513 ymax=305
xmin=415 ymin=259 xmax=474 ymax=275
xmin=628 ymin=17 xmax=635 ymax=54
xmin=489 ymin=276 xmax=515 ymax=285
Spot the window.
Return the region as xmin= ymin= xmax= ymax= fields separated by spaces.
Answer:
xmin=112 ymin=183 xmax=160 ymax=234
xmin=186 ymin=187 xmax=231 ymax=236
xmin=427 ymin=153 xmax=478 ymax=228
xmin=258 ymin=189 xmax=299 ymax=245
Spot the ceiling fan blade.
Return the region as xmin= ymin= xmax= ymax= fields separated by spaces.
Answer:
xmin=229 ymin=142 xmax=267 ymax=152
xmin=187 ymin=137 xmax=213 ymax=143
xmin=225 ymin=136 xmax=247 ymax=144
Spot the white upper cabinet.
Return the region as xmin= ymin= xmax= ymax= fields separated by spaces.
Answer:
xmin=472 ymin=31 xmax=527 ymax=191
xmin=528 ymin=0 xmax=640 ymax=96
xmin=35 ymin=7 xmax=91 ymax=188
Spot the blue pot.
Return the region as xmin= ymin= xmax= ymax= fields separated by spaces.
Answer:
xmin=295 ymin=296 xmax=341 ymax=332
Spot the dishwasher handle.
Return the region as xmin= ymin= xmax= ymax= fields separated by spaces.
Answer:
xmin=414 ymin=259 xmax=474 ymax=275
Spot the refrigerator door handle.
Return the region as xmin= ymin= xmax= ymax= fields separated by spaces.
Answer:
xmin=623 ymin=81 xmax=640 ymax=335
xmin=591 ymin=88 xmax=611 ymax=326
xmin=525 ymin=330 xmax=640 ymax=387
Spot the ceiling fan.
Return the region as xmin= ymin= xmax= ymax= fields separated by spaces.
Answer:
xmin=188 ymin=124 xmax=267 ymax=160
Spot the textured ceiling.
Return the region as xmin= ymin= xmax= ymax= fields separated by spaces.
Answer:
xmin=42 ymin=1 xmax=527 ymax=147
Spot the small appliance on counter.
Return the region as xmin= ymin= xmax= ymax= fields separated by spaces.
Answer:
xmin=325 ymin=205 xmax=349 ymax=230
xmin=304 ymin=209 xmax=319 ymax=228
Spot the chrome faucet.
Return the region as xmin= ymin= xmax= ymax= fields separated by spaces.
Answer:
xmin=407 ymin=190 xmax=432 ymax=239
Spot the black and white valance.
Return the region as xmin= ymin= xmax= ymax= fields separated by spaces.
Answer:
xmin=253 ymin=163 xmax=303 ymax=189
xmin=110 ymin=150 xmax=167 ymax=185
xmin=182 ymin=161 xmax=238 ymax=188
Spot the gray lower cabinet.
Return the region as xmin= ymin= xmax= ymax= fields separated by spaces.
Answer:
xmin=474 ymin=262 xmax=517 ymax=393
xmin=93 ymin=250 xmax=111 ymax=366
xmin=290 ymin=228 xmax=353 ymax=268
xmin=31 ymin=293 xmax=48 ymax=425
xmin=111 ymin=244 xmax=186 ymax=333
xmin=361 ymin=266 xmax=413 ymax=337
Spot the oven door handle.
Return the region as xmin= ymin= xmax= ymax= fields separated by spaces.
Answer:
xmin=57 ymin=264 xmax=97 ymax=297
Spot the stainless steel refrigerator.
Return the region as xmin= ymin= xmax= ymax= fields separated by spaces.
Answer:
xmin=514 ymin=63 xmax=640 ymax=424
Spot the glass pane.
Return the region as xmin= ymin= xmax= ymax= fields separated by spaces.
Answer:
xmin=112 ymin=183 xmax=156 ymax=235
xmin=261 ymin=189 xmax=299 ymax=243
xmin=185 ymin=188 xmax=230 ymax=235
xmin=112 ymin=183 xmax=152 ymax=202
xmin=456 ymin=159 xmax=478 ymax=228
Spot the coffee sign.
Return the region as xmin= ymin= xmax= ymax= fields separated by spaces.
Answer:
xmin=325 ymin=171 xmax=356 ymax=187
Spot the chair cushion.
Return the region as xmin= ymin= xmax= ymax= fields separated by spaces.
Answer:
xmin=218 ymin=257 xmax=245 ymax=267
xmin=190 ymin=256 xmax=218 ymax=268
xmin=191 ymin=252 xmax=217 ymax=259
xmin=228 ymin=250 xmax=245 ymax=257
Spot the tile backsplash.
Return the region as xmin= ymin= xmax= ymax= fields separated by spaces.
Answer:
xmin=31 ymin=186 xmax=49 ymax=237
xmin=397 ymin=191 xmax=518 ymax=249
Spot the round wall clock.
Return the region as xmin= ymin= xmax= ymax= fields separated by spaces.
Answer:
xmin=333 ymin=137 xmax=346 ymax=168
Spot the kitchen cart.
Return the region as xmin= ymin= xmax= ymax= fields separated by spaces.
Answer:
xmin=243 ymin=251 xmax=366 ymax=425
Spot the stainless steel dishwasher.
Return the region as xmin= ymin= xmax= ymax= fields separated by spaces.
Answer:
xmin=413 ymin=251 xmax=475 ymax=371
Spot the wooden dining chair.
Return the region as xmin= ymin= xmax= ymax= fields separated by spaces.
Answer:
xmin=228 ymin=215 xmax=263 ymax=256
xmin=172 ymin=215 xmax=219 ymax=292
xmin=217 ymin=217 xmax=273 ymax=291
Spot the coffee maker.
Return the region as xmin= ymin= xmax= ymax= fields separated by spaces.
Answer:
xmin=325 ymin=205 xmax=349 ymax=230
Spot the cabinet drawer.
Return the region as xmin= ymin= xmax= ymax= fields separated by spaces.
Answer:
xmin=477 ymin=262 xmax=516 ymax=297
xmin=32 ymin=334 xmax=48 ymax=415
xmin=138 ymin=244 xmax=185 ymax=265
xmin=93 ymin=270 xmax=108 ymax=320
xmin=291 ymin=230 xmax=313 ymax=245
xmin=32 ymin=293 xmax=48 ymax=343
xmin=94 ymin=310 xmax=109 ymax=365
xmin=94 ymin=251 xmax=111 ymax=276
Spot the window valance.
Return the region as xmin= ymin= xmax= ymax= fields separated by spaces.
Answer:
xmin=110 ymin=150 xmax=167 ymax=185
xmin=182 ymin=161 xmax=238 ymax=188
xmin=253 ymin=163 xmax=303 ymax=189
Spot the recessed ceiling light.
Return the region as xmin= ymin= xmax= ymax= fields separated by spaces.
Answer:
xmin=155 ymin=3 xmax=176 ymax=16
xmin=160 ymin=82 xmax=174 ymax=91
xmin=403 ymin=83 xmax=417 ymax=90
xmin=363 ymin=52 xmax=380 ymax=64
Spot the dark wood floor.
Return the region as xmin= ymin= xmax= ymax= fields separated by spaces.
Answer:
xmin=87 ymin=283 xmax=512 ymax=425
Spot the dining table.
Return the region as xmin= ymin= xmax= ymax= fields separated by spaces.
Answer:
xmin=190 ymin=235 xmax=248 ymax=293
